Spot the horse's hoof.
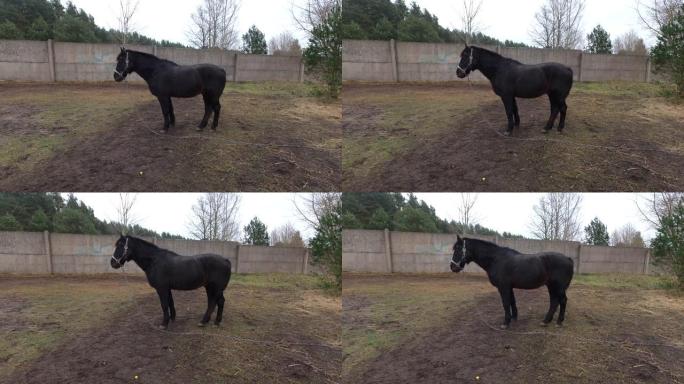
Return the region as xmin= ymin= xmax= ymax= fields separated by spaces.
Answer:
xmin=158 ymin=325 xmax=167 ymax=330
xmin=213 ymin=322 xmax=221 ymax=327
xmin=196 ymin=127 xmax=203 ymax=132
xmin=540 ymin=322 xmax=549 ymax=327
xmin=197 ymin=322 xmax=207 ymax=327
xmin=503 ymin=131 xmax=512 ymax=137
xmin=541 ymin=129 xmax=550 ymax=134
xmin=555 ymin=322 xmax=563 ymax=327
xmin=500 ymin=324 xmax=509 ymax=330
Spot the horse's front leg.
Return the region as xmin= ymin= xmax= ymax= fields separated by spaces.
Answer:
xmin=157 ymin=96 xmax=171 ymax=132
xmin=497 ymin=286 xmax=512 ymax=329
xmin=156 ymin=288 xmax=171 ymax=329
xmin=500 ymin=96 xmax=515 ymax=136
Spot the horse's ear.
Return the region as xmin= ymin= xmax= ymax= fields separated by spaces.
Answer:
xmin=464 ymin=42 xmax=469 ymax=49
xmin=120 ymin=46 xmax=125 ymax=53
xmin=457 ymin=234 xmax=462 ymax=242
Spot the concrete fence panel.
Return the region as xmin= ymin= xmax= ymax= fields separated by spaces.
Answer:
xmin=343 ymin=229 xmax=652 ymax=275
xmin=0 ymin=40 xmax=305 ymax=83
xmin=342 ymin=229 xmax=388 ymax=273
xmin=237 ymin=245 xmax=307 ymax=273
xmin=0 ymin=231 xmax=48 ymax=273
xmin=0 ymin=231 xmax=310 ymax=275
xmin=579 ymin=245 xmax=649 ymax=274
xmin=0 ymin=40 xmax=52 ymax=81
xmin=343 ymin=39 xmax=649 ymax=83
xmin=342 ymin=40 xmax=395 ymax=82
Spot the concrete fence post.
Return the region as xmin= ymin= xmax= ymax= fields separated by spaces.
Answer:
xmin=645 ymin=57 xmax=652 ymax=83
xmin=389 ymin=39 xmax=398 ymax=82
xmin=576 ymin=244 xmax=582 ymax=274
xmin=578 ymin=52 xmax=584 ymax=82
xmin=644 ymin=249 xmax=651 ymax=275
xmin=44 ymin=231 xmax=53 ymax=274
xmin=384 ymin=228 xmax=393 ymax=273
xmin=233 ymin=53 xmax=239 ymax=82
xmin=299 ymin=58 xmax=305 ymax=83
xmin=47 ymin=39 xmax=56 ymax=82
xmin=235 ymin=243 xmax=241 ymax=273
xmin=302 ymin=249 xmax=309 ymax=274
xmin=152 ymin=45 xmax=157 ymax=56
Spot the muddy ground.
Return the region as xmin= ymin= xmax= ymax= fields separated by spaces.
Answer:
xmin=0 ymin=82 xmax=340 ymax=191
xmin=343 ymin=273 xmax=684 ymax=384
xmin=342 ymin=82 xmax=684 ymax=191
xmin=0 ymin=274 xmax=341 ymax=384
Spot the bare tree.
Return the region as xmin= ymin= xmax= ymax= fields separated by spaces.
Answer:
xmin=291 ymin=0 xmax=337 ymax=36
xmin=116 ymin=0 xmax=140 ymax=44
xmin=636 ymin=0 xmax=683 ymax=38
xmin=187 ymin=0 xmax=241 ymax=49
xmin=637 ymin=193 xmax=684 ymax=229
xmin=530 ymin=0 xmax=586 ymax=49
xmin=460 ymin=0 xmax=484 ymax=44
xmin=614 ymin=30 xmax=649 ymax=55
xmin=270 ymin=222 xmax=305 ymax=247
xmin=611 ymin=223 xmax=646 ymax=247
xmin=457 ymin=193 xmax=480 ymax=228
xmin=293 ymin=193 xmax=340 ymax=229
xmin=530 ymin=193 xmax=583 ymax=241
xmin=187 ymin=193 xmax=241 ymax=241
xmin=115 ymin=193 xmax=138 ymax=233
xmin=268 ymin=31 xmax=302 ymax=55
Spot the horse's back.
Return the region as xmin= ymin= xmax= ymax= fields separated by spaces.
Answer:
xmin=193 ymin=64 xmax=227 ymax=89
xmin=539 ymin=252 xmax=574 ymax=286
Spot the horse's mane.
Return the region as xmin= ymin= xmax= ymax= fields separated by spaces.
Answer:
xmin=464 ymin=237 xmax=520 ymax=255
xmin=126 ymin=49 xmax=178 ymax=67
xmin=128 ymin=234 xmax=182 ymax=253
xmin=472 ymin=46 xmax=522 ymax=65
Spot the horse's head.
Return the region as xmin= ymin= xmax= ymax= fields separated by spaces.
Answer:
xmin=113 ymin=47 xmax=131 ymax=82
xmin=450 ymin=235 xmax=470 ymax=272
xmin=111 ymin=235 xmax=132 ymax=269
xmin=456 ymin=45 xmax=476 ymax=78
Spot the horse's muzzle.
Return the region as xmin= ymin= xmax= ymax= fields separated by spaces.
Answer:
xmin=110 ymin=259 xmax=122 ymax=269
xmin=113 ymin=72 xmax=125 ymax=82
xmin=456 ymin=69 xmax=467 ymax=79
xmin=450 ymin=263 xmax=463 ymax=273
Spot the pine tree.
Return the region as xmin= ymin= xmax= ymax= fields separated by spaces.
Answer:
xmin=586 ymin=25 xmax=612 ymax=54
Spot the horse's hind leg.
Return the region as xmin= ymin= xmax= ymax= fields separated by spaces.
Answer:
xmin=497 ymin=286 xmax=513 ymax=329
xmin=557 ymin=291 xmax=568 ymax=325
xmin=168 ymin=99 xmax=175 ymax=127
xmin=558 ymin=100 xmax=568 ymax=133
xmin=512 ymin=99 xmax=520 ymax=128
xmin=501 ymin=96 xmax=516 ymax=136
xmin=510 ymin=288 xmax=518 ymax=320
xmin=199 ymin=286 xmax=217 ymax=326
xmin=157 ymin=96 xmax=172 ymax=132
xmin=197 ymin=93 xmax=213 ymax=131
xmin=214 ymin=291 xmax=225 ymax=326
xmin=168 ymin=290 xmax=176 ymax=321
xmin=543 ymin=94 xmax=561 ymax=134
xmin=211 ymin=101 xmax=221 ymax=130
xmin=542 ymin=284 xmax=560 ymax=326
xmin=156 ymin=288 xmax=171 ymax=329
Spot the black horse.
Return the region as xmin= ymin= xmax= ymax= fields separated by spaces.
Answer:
xmin=113 ymin=47 xmax=227 ymax=132
xmin=456 ymin=44 xmax=574 ymax=136
xmin=111 ymin=235 xmax=232 ymax=329
xmin=450 ymin=236 xmax=574 ymax=329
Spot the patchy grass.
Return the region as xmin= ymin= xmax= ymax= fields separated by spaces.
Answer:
xmin=344 ymin=273 xmax=684 ymax=384
xmin=0 ymin=277 xmax=147 ymax=378
xmin=574 ymin=273 xmax=680 ymax=290
xmin=229 ymin=81 xmax=330 ymax=99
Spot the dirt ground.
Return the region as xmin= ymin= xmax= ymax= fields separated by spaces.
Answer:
xmin=0 ymin=274 xmax=341 ymax=384
xmin=343 ymin=273 xmax=684 ymax=384
xmin=0 ymin=82 xmax=340 ymax=192
xmin=342 ymin=82 xmax=684 ymax=191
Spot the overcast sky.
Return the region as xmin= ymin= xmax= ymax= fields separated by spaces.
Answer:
xmin=412 ymin=0 xmax=656 ymax=47
xmin=68 ymin=0 xmax=310 ymax=48
xmin=73 ymin=193 xmax=315 ymax=240
xmin=414 ymin=193 xmax=657 ymax=241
